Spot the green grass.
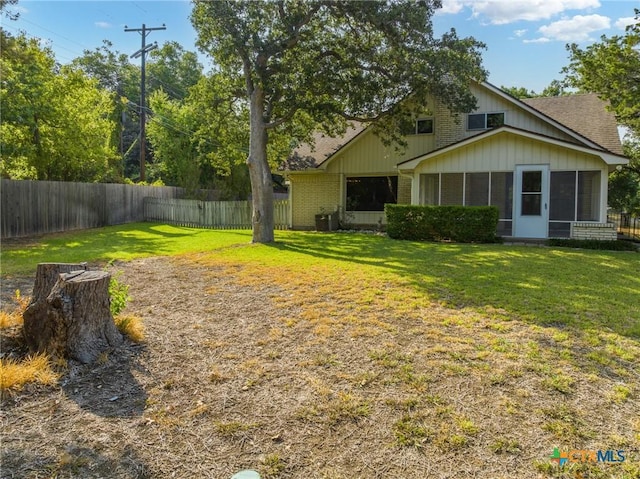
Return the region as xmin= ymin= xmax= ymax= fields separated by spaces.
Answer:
xmin=1 ymin=223 xmax=252 ymax=277
xmin=2 ymin=224 xmax=639 ymax=338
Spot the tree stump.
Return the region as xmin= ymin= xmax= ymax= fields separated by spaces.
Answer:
xmin=23 ymin=264 xmax=123 ymax=364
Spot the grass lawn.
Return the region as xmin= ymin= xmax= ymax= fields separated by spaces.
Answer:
xmin=1 ymin=223 xmax=639 ymax=478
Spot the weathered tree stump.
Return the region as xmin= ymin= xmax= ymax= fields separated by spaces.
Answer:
xmin=23 ymin=263 xmax=123 ymax=364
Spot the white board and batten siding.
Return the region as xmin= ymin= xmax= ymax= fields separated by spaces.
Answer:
xmin=413 ymin=134 xmax=606 ymax=174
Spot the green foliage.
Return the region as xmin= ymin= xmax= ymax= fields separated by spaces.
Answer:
xmin=70 ymin=40 xmax=207 ymax=183
xmin=70 ymin=40 xmax=141 ymax=178
xmin=108 ymin=273 xmax=130 ymax=316
xmin=501 ymin=80 xmax=568 ymax=99
xmin=0 ymin=32 xmax=120 ymax=181
xmin=147 ymin=41 xmax=202 ymax=101
xmin=564 ymin=8 xmax=640 ymax=136
xmin=500 ymin=86 xmax=537 ymax=99
xmin=547 ymin=238 xmax=638 ymax=252
xmin=385 ymin=204 xmax=499 ymax=243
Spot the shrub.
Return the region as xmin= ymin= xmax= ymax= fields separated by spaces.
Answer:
xmin=385 ymin=204 xmax=499 ymax=243
xmin=547 ymin=238 xmax=638 ymax=252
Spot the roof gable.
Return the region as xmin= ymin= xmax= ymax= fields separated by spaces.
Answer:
xmin=284 ymin=82 xmax=625 ymax=171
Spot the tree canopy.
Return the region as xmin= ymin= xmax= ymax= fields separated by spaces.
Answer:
xmin=564 ymin=9 xmax=640 ymax=137
xmin=0 ymin=32 xmax=119 ymax=181
xmin=191 ymin=0 xmax=486 ymax=242
xmin=563 ymin=9 xmax=640 ymax=214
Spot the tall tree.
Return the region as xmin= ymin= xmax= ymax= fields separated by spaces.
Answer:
xmin=0 ymin=32 xmax=118 ymax=181
xmin=563 ymin=9 xmax=640 ymax=215
xmin=191 ymin=0 xmax=486 ymax=243
xmin=564 ymin=9 xmax=640 ymax=136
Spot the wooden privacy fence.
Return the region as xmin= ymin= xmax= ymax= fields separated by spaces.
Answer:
xmin=144 ymin=197 xmax=290 ymax=230
xmin=1 ymin=179 xmax=184 ymax=239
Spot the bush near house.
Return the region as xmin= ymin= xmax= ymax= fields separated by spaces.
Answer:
xmin=386 ymin=204 xmax=499 ymax=243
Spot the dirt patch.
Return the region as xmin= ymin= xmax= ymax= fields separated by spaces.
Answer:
xmin=1 ymin=255 xmax=639 ymax=478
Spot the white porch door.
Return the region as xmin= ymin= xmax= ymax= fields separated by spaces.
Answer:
xmin=514 ymin=165 xmax=549 ymax=238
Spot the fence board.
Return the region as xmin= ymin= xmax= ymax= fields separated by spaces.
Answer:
xmin=1 ymin=179 xmax=184 ymax=239
xmin=144 ymin=197 xmax=290 ymax=230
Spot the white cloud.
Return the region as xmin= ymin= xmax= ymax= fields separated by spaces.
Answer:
xmin=95 ymin=21 xmax=112 ymax=29
xmin=439 ymin=0 xmax=601 ymax=25
xmin=438 ymin=0 xmax=464 ymax=15
xmin=535 ymin=14 xmax=610 ymax=42
xmin=614 ymin=16 xmax=637 ymax=30
xmin=514 ymin=29 xmax=527 ymax=37
xmin=523 ymin=37 xmax=551 ymax=44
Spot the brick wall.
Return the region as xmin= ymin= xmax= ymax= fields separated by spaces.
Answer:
xmin=397 ymin=176 xmax=412 ymax=204
xmin=435 ymin=100 xmax=465 ymax=149
xmin=291 ymin=173 xmax=341 ymax=229
xmin=570 ymin=222 xmax=617 ymax=241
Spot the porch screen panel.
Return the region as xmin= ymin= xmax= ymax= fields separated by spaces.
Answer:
xmin=490 ymin=172 xmax=513 ymax=237
xmin=577 ymin=171 xmax=600 ymax=221
xmin=440 ymin=173 xmax=464 ymax=205
xmin=550 ymin=171 xmax=576 ymax=221
xmin=465 ymin=173 xmax=489 ymax=206
xmin=490 ymin=172 xmax=513 ymax=219
xmin=420 ymin=174 xmax=439 ymax=205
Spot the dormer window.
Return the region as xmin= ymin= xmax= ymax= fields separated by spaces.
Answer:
xmin=467 ymin=112 xmax=505 ymax=130
xmin=404 ymin=118 xmax=434 ymax=135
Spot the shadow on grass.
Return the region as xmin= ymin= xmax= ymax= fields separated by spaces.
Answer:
xmin=269 ymin=232 xmax=640 ymax=338
xmin=1 ymin=223 xmax=253 ymax=278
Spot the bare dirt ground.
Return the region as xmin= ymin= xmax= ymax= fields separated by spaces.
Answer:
xmin=1 ymin=254 xmax=639 ymax=479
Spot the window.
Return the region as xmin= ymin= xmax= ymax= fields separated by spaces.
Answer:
xmin=520 ymin=170 xmax=542 ymax=216
xmin=346 ymin=176 xmax=398 ymax=211
xmin=416 ymin=118 xmax=434 ymax=134
xmin=467 ymin=112 xmax=504 ymax=130
xmin=403 ymin=118 xmax=434 ymax=135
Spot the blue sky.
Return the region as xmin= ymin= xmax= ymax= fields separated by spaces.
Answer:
xmin=3 ymin=0 xmax=637 ymax=93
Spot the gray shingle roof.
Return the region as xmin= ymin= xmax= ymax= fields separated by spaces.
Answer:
xmin=521 ymin=94 xmax=623 ymax=155
xmin=284 ymin=123 xmax=365 ymax=170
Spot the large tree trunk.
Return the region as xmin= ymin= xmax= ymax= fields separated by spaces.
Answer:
xmin=23 ymin=264 xmax=123 ymax=364
xmin=248 ymin=86 xmax=275 ymax=243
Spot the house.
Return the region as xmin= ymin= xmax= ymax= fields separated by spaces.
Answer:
xmin=283 ymin=81 xmax=628 ymax=240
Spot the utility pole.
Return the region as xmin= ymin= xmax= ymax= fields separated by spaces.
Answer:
xmin=124 ymin=23 xmax=166 ymax=182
